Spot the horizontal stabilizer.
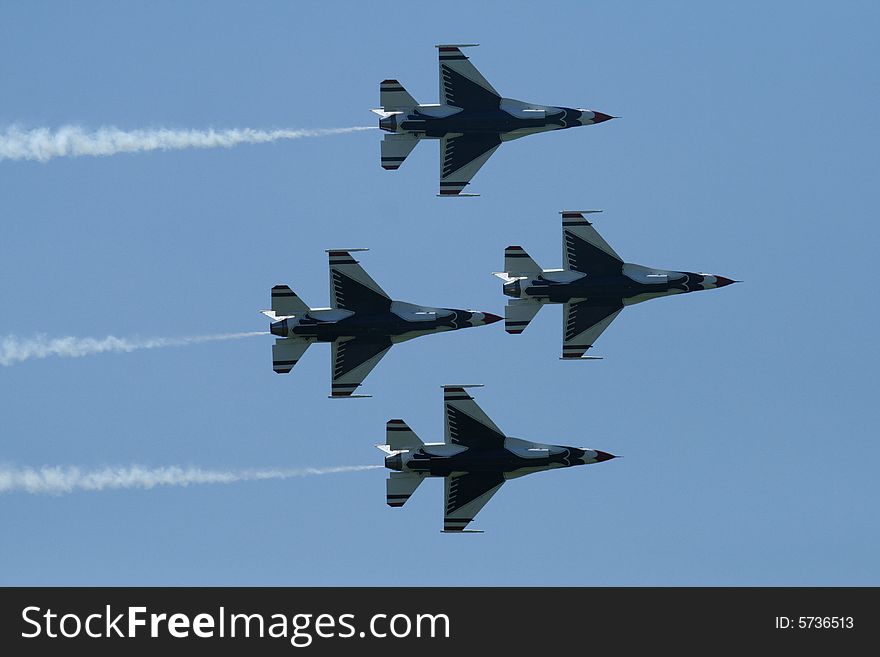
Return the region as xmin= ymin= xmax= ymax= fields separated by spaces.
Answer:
xmin=386 ymin=471 xmax=425 ymax=508
xmin=381 ymin=134 xmax=419 ymax=170
xmin=505 ymin=299 xmax=543 ymax=335
xmin=385 ymin=419 xmax=424 ymax=451
xmin=271 ymin=285 xmax=309 ymax=317
xmin=504 ymin=246 xmax=542 ymax=276
xmin=272 ymin=338 xmax=310 ymax=374
xmin=380 ymin=79 xmax=417 ymax=110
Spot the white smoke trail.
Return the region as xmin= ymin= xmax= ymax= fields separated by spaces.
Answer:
xmin=0 ymin=464 xmax=383 ymax=495
xmin=0 ymin=125 xmax=376 ymax=162
xmin=0 ymin=332 xmax=267 ymax=366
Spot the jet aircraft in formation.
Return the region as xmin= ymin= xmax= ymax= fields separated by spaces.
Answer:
xmin=374 ymin=44 xmax=613 ymax=196
xmin=495 ymin=210 xmax=737 ymax=359
xmin=257 ymin=43 xmax=739 ymax=533
xmin=263 ymin=250 xmax=500 ymax=398
xmin=378 ymin=385 xmax=616 ymax=532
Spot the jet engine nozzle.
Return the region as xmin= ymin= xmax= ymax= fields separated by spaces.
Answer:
xmin=379 ymin=114 xmax=398 ymax=132
xmin=270 ymin=319 xmax=288 ymax=337
xmin=502 ymin=279 xmax=522 ymax=298
xmin=385 ymin=453 xmax=403 ymax=471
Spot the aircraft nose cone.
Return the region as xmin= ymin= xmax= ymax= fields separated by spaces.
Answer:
xmin=714 ymin=276 xmax=738 ymax=288
xmin=594 ymin=450 xmax=617 ymax=462
xmin=482 ymin=312 xmax=503 ymax=325
xmin=591 ymin=111 xmax=615 ymax=124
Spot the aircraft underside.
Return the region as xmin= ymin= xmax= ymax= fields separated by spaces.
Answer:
xmin=397 ymin=447 xmax=588 ymax=476
xmin=396 ymin=110 xmax=571 ymax=137
xmin=380 ymin=385 xmax=617 ymax=531
xmin=521 ymin=277 xmax=688 ymax=304
xmin=266 ymin=250 xmax=501 ymax=397
xmin=290 ymin=314 xmax=464 ymax=341
xmin=376 ymin=45 xmax=614 ymax=195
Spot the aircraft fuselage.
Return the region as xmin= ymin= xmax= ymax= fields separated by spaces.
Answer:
xmin=380 ymin=100 xmax=608 ymax=139
xmin=270 ymin=304 xmax=497 ymax=342
xmin=505 ymin=266 xmax=727 ymax=306
xmin=385 ymin=439 xmax=612 ymax=478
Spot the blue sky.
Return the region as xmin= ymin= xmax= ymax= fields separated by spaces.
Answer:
xmin=1 ymin=1 xmax=878 ymax=585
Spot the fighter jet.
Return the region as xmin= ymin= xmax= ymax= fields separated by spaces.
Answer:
xmin=262 ymin=249 xmax=501 ymax=397
xmin=373 ymin=44 xmax=613 ymax=196
xmin=495 ymin=210 xmax=738 ymax=359
xmin=378 ymin=385 xmax=617 ymax=532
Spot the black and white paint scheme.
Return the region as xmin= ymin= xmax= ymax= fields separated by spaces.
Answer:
xmin=263 ymin=250 xmax=501 ymax=397
xmin=378 ymin=385 xmax=617 ymax=532
xmin=496 ymin=210 xmax=737 ymax=359
xmin=373 ymin=44 xmax=613 ymax=196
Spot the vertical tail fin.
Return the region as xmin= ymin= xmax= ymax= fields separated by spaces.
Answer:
xmin=504 ymin=246 xmax=542 ymax=276
xmin=380 ymin=79 xmax=417 ymax=110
